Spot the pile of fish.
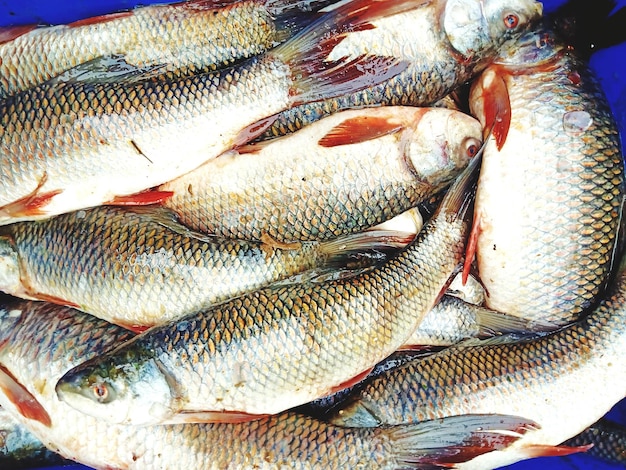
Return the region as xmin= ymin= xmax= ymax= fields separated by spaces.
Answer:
xmin=0 ymin=0 xmax=624 ymax=468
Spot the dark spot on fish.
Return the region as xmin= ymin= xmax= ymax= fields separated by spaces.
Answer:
xmin=493 ymin=244 xmax=497 ymax=251
xmin=187 ymin=184 xmax=194 ymax=196
xmin=130 ymin=139 xmax=153 ymax=164
xmin=301 ymin=177 xmax=306 ymax=182
xmin=132 ymin=454 xmax=138 ymax=461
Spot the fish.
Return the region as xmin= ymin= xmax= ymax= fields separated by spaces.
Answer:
xmin=328 ymin=232 xmax=626 ymax=469
xmin=0 ymin=298 xmax=537 ymax=469
xmin=562 ymin=418 xmax=626 ymax=465
xmin=259 ymin=0 xmax=543 ymax=140
xmin=0 ymin=406 xmax=68 ymax=469
xmin=160 ymin=106 xmax=482 ymax=242
xmin=0 ymin=205 xmax=411 ymax=331
xmin=403 ymin=294 xmax=554 ymax=348
xmin=0 ymin=0 xmax=335 ymax=99
xmin=0 ymin=0 xmax=413 ymax=226
xmin=464 ymin=25 xmax=626 ymax=324
xmin=54 ymin=146 xmax=482 ymax=427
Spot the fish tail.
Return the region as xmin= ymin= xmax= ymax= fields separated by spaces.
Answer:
xmin=473 ymin=303 xmax=559 ymax=338
xmin=318 ymin=229 xmax=416 ymax=268
xmin=380 ymin=414 xmax=538 ymax=468
xmin=435 ymin=152 xmax=482 ymax=223
xmin=266 ymin=0 xmax=336 ymax=42
xmin=271 ymin=0 xmax=427 ymax=105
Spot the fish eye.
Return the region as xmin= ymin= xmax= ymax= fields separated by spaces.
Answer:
xmin=92 ymin=382 xmax=114 ymax=404
xmin=465 ymin=138 xmax=481 ymax=158
xmin=503 ymin=14 xmax=519 ymax=29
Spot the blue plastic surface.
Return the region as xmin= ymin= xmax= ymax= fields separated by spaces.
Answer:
xmin=0 ymin=0 xmax=624 ymax=469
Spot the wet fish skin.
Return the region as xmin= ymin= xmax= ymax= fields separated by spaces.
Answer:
xmin=0 ymin=299 xmax=535 ymax=469
xmin=0 ymin=0 xmax=326 ymax=99
xmin=562 ymin=418 xmax=626 ymax=465
xmin=55 ymin=152 xmax=482 ymax=426
xmin=467 ymin=26 xmax=626 ymax=324
xmin=161 ymin=106 xmax=482 ymax=242
xmin=0 ymin=0 xmax=411 ymax=226
xmin=260 ymin=0 xmax=543 ymax=139
xmin=329 ymin=235 xmax=626 ymax=468
xmin=0 ymin=205 xmax=407 ymax=329
xmin=0 ymin=407 xmax=67 ymax=469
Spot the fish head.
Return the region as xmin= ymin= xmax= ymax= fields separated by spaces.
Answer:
xmin=405 ymin=109 xmax=483 ymax=186
xmin=492 ymin=27 xmax=565 ymax=69
xmin=443 ymin=0 xmax=543 ymax=58
xmin=0 ymin=236 xmax=21 ymax=296
xmin=55 ymin=345 xmax=178 ymax=426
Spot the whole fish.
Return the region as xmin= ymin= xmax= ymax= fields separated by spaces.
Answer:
xmin=54 ymin=150 xmax=482 ymax=426
xmin=328 ymin=235 xmax=626 ymax=469
xmin=0 ymin=205 xmax=409 ymax=330
xmin=259 ymin=0 xmax=543 ymax=139
xmin=465 ymin=25 xmax=626 ymax=324
xmin=0 ymin=0 xmax=412 ymax=226
xmin=0 ymin=298 xmax=536 ymax=469
xmin=0 ymin=0 xmax=333 ymax=99
xmin=160 ymin=106 xmax=482 ymax=242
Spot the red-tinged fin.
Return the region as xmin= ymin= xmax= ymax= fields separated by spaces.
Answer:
xmin=318 ymin=115 xmax=405 ymax=147
xmin=232 ymin=114 xmax=279 ymax=149
xmin=0 ymin=24 xmax=38 ymax=44
xmin=273 ymin=0 xmax=430 ymax=105
xmin=329 ymin=367 xmax=374 ymax=395
xmin=0 ymin=364 xmax=51 ymax=427
xmin=396 ymin=344 xmax=440 ymax=352
xmin=115 ymin=321 xmax=150 ymax=334
xmin=383 ymin=414 xmax=538 ymax=468
xmin=68 ymin=10 xmax=133 ymax=28
xmin=167 ymin=410 xmax=270 ymax=424
xmin=0 ymin=176 xmax=61 ymax=219
xmin=108 ymin=190 xmax=173 ymax=206
xmin=462 ymin=212 xmax=481 ymax=284
xmin=522 ymin=443 xmax=593 ymax=458
xmin=29 ymin=293 xmax=80 ymax=310
xmin=477 ymin=68 xmax=511 ymax=151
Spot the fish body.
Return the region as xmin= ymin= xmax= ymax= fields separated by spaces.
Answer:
xmin=0 ymin=0 xmax=410 ymax=225
xmin=0 ymin=0 xmax=328 ymax=99
xmin=0 ymin=299 xmax=534 ymax=469
xmin=563 ymin=418 xmax=626 ymax=465
xmin=329 ymin=239 xmax=626 ymax=468
xmin=0 ymin=205 xmax=406 ymax=329
xmin=261 ymin=0 xmax=543 ymax=139
xmin=467 ymin=26 xmax=626 ymax=324
xmin=55 ymin=153 xmax=482 ymax=426
xmin=161 ymin=106 xmax=482 ymax=242
xmin=0 ymin=406 xmax=67 ymax=469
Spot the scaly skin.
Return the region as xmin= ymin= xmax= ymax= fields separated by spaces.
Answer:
xmin=0 ymin=205 xmax=365 ymax=329
xmin=0 ymin=0 xmax=412 ymax=225
xmin=55 ymin=157 xmax=481 ymax=426
xmin=0 ymin=0 xmax=302 ymax=99
xmin=563 ymin=419 xmax=626 ymax=465
xmin=161 ymin=106 xmax=482 ymax=242
xmin=0 ymin=299 xmax=529 ymax=469
xmin=329 ymin=237 xmax=626 ymax=468
xmin=469 ymin=26 xmax=626 ymax=324
xmin=259 ymin=0 xmax=543 ymax=139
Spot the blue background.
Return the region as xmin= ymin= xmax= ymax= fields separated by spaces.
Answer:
xmin=0 ymin=0 xmax=625 ymax=469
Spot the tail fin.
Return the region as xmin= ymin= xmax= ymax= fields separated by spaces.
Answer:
xmin=271 ymin=0 xmax=429 ymax=105
xmin=380 ymin=413 xmax=538 ymax=468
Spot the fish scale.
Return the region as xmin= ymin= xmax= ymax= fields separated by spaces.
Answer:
xmin=0 ymin=205 xmax=389 ymax=329
xmin=259 ymin=0 xmax=543 ymax=139
xmin=468 ymin=26 xmax=625 ymax=324
xmin=55 ymin=155 xmax=481 ymax=426
xmin=329 ymin=244 xmax=626 ymax=467
xmin=0 ymin=299 xmax=535 ymax=469
xmin=161 ymin=106 xmax=481 ymax=242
